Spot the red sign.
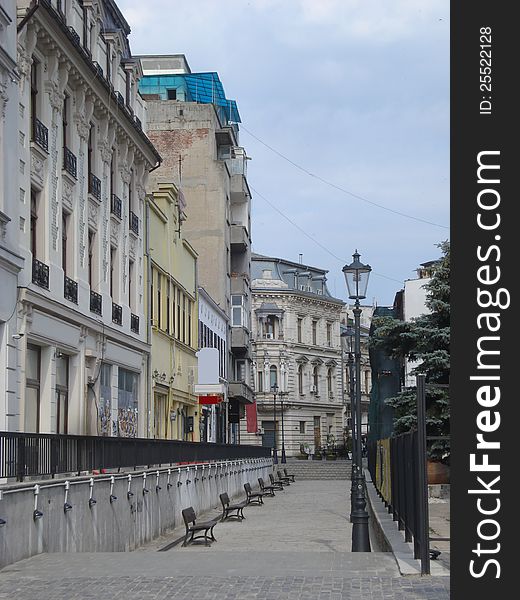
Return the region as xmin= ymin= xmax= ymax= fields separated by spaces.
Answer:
xmin=246 ymin=401 xmax=258 ymax=433
xmin=198 ymin=395 xmax=223 ymax=405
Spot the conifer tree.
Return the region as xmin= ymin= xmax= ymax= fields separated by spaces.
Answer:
xmin=371 ymin=241 xmax=450 ymax=461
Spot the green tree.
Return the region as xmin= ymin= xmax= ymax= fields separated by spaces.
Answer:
xmin=371 ymin=241 xmax=450 ymax=462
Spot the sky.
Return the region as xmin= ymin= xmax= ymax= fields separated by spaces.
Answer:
xmin=118 ymin=0 xmax=450 ymax=306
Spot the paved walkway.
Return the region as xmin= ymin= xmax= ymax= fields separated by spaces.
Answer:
xmin=0 ymin=480 xmax=450 ymax=599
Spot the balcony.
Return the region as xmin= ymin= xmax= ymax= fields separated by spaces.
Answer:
xmin=230 ymin=173 xmax=251 ymax=204
xmin=231 ymin=326 xmax=249 ymax=352
xmin=231 ymin=272 xmax=249 ymax=295
xmin=129 ymin=211 xmax=139 ymax=235
xmin=130 ymin=313 xmax=140 ymax=334
xmin=90 ymin=290 xmax=102 ymax=315
xmin=32 ymin=118 xmax=48 ymax=152
xmin=92 ymin=61 xmax=104 ymax=79
xmin=112 ymin=302 xmax=122 ymax=326
xmin=32 ymin=258 xmax=49 ymax=289
xmin=228 ymin=381 xmax=254 ymax=404
xmin=63 ymin=147 xmax=77 ymax=178
xmin=88 ymin=172 xmax=101 ymax=200
xmin=64 ymin=275 xmax=78 ymax=304
xmin=111 ymin=194 xmax=122 ymax=219
xmin=230 ymin=224 xmax=249 ymax=252
xmin=116 ymin=91 xmax=125 ymax=107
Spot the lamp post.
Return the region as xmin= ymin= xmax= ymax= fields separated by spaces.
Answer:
xmin=271 ymin=383 xmax=279 ymax=464
xmin=342 ymin=326 xmax=357 ymax=514
xmin=342 ymin=250 xmax=372 ymax=552
xmin=280 ymin=392 xmax=287 ymax=463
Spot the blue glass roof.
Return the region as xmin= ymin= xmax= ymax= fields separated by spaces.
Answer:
xmin=139 ymin=72 xmax=241 ymax=124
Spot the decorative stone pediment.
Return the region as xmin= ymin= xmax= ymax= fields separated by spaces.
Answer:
xmin=326 ymin=359 xmax=338 ymax=368
xmin=311 ymin=357 xmax=324 ymax=366
xmin=295 ymin=355 xmax=309 ymax=365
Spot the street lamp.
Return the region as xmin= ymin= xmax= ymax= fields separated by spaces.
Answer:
xmin=271 ymin=383 xmax=279 ymax=464
xmin=341 ymin=324 xmax=357 ymax=514
xmin=280 ymin=392 xmax=287 ymax=463
xmin=342 ymin=250 xmax=372 ymax=552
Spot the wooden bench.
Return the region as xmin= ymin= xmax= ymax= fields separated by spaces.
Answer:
xmin=258 ymin=477 xmax=276 ymax=497
xmin=283 ymin=467 xmax=296 ymax=482
xmin=219 ymin=492 xmax=247 ymax=521
xmin=268 ymin=473 xmax=285 ymax=491
xmin=244 ymin=482 xmax=266 ymax=505
xmin=181 ymin=506 xmax=219 ymax=547
xmin=276 ymin=470 xmax=292 ymax=485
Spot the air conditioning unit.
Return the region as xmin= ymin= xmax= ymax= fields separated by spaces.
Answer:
xmin=265 ymin=333 xmax=274 ymax=339
xmin=310 ymin=385 xmax=317 ymax=393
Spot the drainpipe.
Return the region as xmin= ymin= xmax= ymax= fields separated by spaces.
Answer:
xmin=145 ymin=197 xmax=152 ymax=438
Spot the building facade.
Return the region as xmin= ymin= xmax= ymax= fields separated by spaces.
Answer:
xmin=13 ymin=0 xmax=160 ymax=436
xmin=146 ymin=182 xmax=198 ymax=441
xmin=1 ymin=0 xmax=24 ymax=431
xmin=138 ymin=55 xmax=254 ymax=443
xmin=241 ymin=254 xmax=345 ymax=457
xmin=195 ymin=286 xmax=228 ymax=443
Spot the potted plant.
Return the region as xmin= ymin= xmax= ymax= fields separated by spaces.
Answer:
xmin=312 ymin=445 xmax=323 ymax=460
xmin=325 ymin=433 xmax=337 ymax=460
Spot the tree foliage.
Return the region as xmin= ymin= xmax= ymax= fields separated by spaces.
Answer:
xmin=370 ymin=241 xmax=450 ymax=461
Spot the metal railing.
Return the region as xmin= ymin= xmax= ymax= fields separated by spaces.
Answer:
xmin=32 ymin=257 xmax=49 ymax=289
xmin=64 ymin=275 xmax=78 ymax=304
xmin=112 ymin=302 xmax=122 ymax=325
xmin=0 ymin=431 xmax=271 ymax=481
xmin=63 ymin=146 xmax=77 ymax=178
xmin=129 ymin=211 xmax=139 ymax=235
xmin=90 ymin=290 xmax=102 ymax=315
xmin=32 ymin=118 xmax=48 ymax=152
xmin=111 ymin=194 xmax=122 ymax=219
xmin=130 ymin=313 xmax=140 ymax=334
xmin=88 ymin=172 xmax=101 ymax=200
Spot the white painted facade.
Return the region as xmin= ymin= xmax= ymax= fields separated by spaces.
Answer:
xmin=10 ymin=0 xmax=161 ymax=436
xmin=1 ymin=0 xmax=25 ymax=432
xmin=241 ymin=255 xmax=345 ymax=457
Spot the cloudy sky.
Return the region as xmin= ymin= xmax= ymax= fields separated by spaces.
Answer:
xmin=119 ymin=0 xmax=450 ymax=306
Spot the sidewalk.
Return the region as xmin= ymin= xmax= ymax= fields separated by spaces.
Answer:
xmin=0 ymin=480 xmax=450 ymax=599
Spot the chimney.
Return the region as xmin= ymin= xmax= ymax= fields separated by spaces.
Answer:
xmin=299 ymin=254 xmax=303 ymax=264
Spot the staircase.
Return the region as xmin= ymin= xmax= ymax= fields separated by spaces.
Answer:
xmin=279 ymin=459 xmax=352 ymax=480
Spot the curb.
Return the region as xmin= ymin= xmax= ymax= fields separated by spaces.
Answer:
xmin=364 ymin=469 xmax=450 ymax=577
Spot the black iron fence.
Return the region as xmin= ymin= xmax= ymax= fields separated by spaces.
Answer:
xmin=0 ymin=431 xmax=271 ymax=481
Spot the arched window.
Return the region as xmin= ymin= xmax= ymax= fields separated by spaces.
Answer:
xmin=327 ymin=368 xmax=333 ymax=397
xmin=269 ymin=365 xmax=278 ymax=390
xmin=298 ymin=365 xmax=304 ymax=395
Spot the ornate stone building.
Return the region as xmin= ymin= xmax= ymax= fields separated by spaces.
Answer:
xmin=240 ymin=254 xmax=345 ymax=457
xmin=13 ymin=0 xmax=160 ymax=436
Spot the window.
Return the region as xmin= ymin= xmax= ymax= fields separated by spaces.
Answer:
xmin=265 ymin=315 xmax=276 ymax=338
xmin=312 ymin=320 xmax=317 ymax=345
xmin=231 ymin=295 xmax=245 ymax=327
xmin=30 ymin=58 xmax=39 ymax=133
xmin=88 ymin=230 xmax=95 ymax=288
xmin=25 ymin=345 xmax=41 ymax=433
xmin=299 ymin=421 xmax=306 ymax=434
xmin=106 ymin=42 xmax=112 ymax=82
xmin=257 ymin=370 xmax=264 ymax=392
xmin=157 ymin=272 xmax=162 ymax=329
xmin=110 ymin=153 xmax=116 ymax=198
xmin=188 ymin=299 xmax=192 ymax=346
xmin=150 ymin=269 xmax=154 ymax=324
xmin=297 ymin=317 xmax=303 ymax=343
xmin=235 ymin=360 xmax=246 ymax=382
xmin=62 ymin=213 xmax=70 ymax=275
xmin=364 ymin=370 xmax=371 ymax=394
xmin=262 ymin=269 xmax=272 ymax=279
xmin=99 ymin=363 xmax=111 ymax=436
xmin=298 ymin=364 xmax=304 ymax=394
xmin=313 ymin=366 xmax=319 ymax=394
xmin=269 ymin=365 xmax=278 ymax=389
xmin=117 ymin=368 xmax=139 ymax=437
xmin=55 ymin=353 xmax=69 ymax=434
xmin=82 ymin=6 xmax=89 ymax=50
xmin=125 ymin=70 xmax=131 ymax=107
xmin=62 ymin=93 xmax=69 ymax=149
xmin=166 ymin=280 xmax=170 ymax=334
xmin=128 ymin=169 xmax=134 ymax=211
xmin=30 ymin=190 xmax=38 ymax=257
xmin=87 ymin=123 xmax=93 ymax=176
xmin=177 ymin=289 xmax=181 ymax=340
xmin=327 ymin=368 xmax=333 ymax=397
xmin=167 ymin=88 xmax=177 ymax=100
xmin=326 ymin=322 xmax=332 ymax=347
xmin=182 ymin=295 xmax=186 ymax=343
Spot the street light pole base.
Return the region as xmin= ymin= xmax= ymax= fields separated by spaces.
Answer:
xmin=281 ymin=445 xmax=286 ymax=463
xmin=273 ymin=449 xmax=279 ymax=464
xmin=351 ymin=473 xmax=371 ymax=552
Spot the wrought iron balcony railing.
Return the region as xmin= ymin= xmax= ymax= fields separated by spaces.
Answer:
xmin=32 ymin=118 xmax=48 ymax=152
xmin=32 ymin=257 xmax=49 ymax=289
xmin=116 ymin=91 xmax=125 ymax=107
xmin=63 ymin=146 xmax=77 ymax=178
xmin=90 ymin=290 xmax=102 ymax=315
xmin=88 ymin=172 xmax=101 ymax=200
xmin=64 ymin=275 xmax=78 ymax=304
xmin=68 ymin=25 xmax=80 ymax=46
xmin=111 ymin=194 xmax=122 ymax=219
xmin=130 ymin=313 xmax=140 ymax=334
xmin=129 ymin=211 xmax=139 ymax=235
xmin=112 ymin=302 xmax=122 ymax=325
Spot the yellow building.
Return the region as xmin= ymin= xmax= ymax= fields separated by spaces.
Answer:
xmin=145 ymin=183 xmax=199 ymax=440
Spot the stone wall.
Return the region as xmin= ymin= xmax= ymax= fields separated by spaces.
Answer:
xmin=0 ymin=457 xmax=272 ymax=569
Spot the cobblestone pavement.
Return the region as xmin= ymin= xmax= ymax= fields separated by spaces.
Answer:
xmin=0 ymin=481 xmax=450 ymax=599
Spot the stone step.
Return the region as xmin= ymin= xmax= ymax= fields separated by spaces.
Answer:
xmin=277 ymin=460 xmax=353 ymax=479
